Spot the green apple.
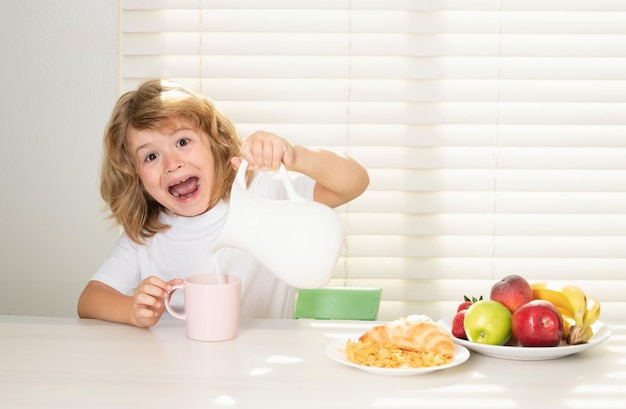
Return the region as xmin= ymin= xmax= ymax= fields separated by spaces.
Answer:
xmin=463 ymin=300 xmax=512 ymax=345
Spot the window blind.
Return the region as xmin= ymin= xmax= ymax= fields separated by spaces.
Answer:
xmin=120 ymin=0 xmax=626 ymax=322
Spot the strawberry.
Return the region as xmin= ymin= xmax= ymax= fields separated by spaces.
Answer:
xmin=457 ymin=301 xmax=472 ymax=313
xmin=456 ymin=295 xmax=483 ymax=313
xmin=451 ymin=310 xmax=468 ymax=339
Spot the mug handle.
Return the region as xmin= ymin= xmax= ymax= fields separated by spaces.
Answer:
xmin=164 ymin=283 xmax=185 ymax=320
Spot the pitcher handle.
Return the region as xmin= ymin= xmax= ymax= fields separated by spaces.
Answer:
xmin=236 ymin=159 xmax=305 ymax=202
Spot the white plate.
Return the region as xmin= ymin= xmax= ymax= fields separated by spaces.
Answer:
xmin=326 ymin=338 xmax=470 ymax=376
xmin=437 ymin=316 xmax=611 ymax=361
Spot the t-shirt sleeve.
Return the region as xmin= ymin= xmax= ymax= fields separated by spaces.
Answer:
xmin=91 ymin=233 xmax=141 ymax=296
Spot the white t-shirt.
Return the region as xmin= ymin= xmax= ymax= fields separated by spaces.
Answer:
xmin=91 ymin=171 xmax=316 ymax=319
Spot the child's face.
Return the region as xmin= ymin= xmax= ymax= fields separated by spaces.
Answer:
xmin=128 ymin=117 xmax=217 ymax=217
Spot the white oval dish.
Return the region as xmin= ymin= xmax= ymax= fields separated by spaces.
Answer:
xmin=326 ymin=338 xmax=470 ymax=376
xmin=437 ymin=316 xmax=611 ymax=361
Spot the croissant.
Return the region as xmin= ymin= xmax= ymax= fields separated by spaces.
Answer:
xmin=359 ymin=315 xmax=455 ymax=359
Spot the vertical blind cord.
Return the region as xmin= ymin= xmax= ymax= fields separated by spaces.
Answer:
xmin=491 ymin=0 xmax=504 ymax=282
xmin=198 ymin=0 xmax=203 ymax=94
xmin=341 ymin=0 xmax=354 ymax=287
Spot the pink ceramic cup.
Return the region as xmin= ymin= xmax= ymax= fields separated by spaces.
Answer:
xmin=165 ymin=274 xmax=241 ymax=341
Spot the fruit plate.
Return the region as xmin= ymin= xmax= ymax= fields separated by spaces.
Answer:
xmin=437 ymin=316 xmax=611 ymax=361
xmin=325 ymin=338 xmax=470 ymax=376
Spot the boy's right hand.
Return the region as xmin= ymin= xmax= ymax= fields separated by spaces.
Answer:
xmin=132 ymin=276 xmax=181 ymax=327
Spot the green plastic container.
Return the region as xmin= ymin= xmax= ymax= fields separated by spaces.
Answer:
xmin=294 ymin=287 xmax=382 ymax=321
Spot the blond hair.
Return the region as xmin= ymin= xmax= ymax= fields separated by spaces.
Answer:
xmin=100 ymin=79 xmax=241 ymax=244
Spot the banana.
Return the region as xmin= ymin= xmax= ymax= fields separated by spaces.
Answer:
xmin=531 ymin=283 xmax=575 ymax=312
xmin=583 ymin=296 xmax=601 ymax=328
xmin=560 ymin=285 xmax=587 ymax=323
xmin=580 ymin=325 xmax=594 ymax=343
xmin=556 ymin=307 xmax=574 ymax=339
xmin=561 ymin=315 xmax=574 ymax=339
xmin=530 ymin=281 xmax=598 ymax=345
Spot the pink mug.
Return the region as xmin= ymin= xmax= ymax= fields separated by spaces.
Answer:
xmin=165 ymin=274 xmax=241 ymax=341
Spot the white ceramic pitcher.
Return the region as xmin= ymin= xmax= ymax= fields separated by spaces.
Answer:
xmin=211 ymin=159 xmax=346 ymax=289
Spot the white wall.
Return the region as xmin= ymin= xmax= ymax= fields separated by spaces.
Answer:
xmin=0 ymin=0 xmax=120 ymax=317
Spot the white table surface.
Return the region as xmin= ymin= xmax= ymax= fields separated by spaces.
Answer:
xmin=0 ymin=315 xmax=624 ymax=409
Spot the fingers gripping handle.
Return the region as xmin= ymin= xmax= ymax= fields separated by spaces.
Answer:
xmin=164 ymin=284 xmax=185 ymax=320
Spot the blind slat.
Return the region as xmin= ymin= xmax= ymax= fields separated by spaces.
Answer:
xmin=346 ymin=214 xmax=626 ymax=236
xmin=349 ymin=191 xmax=626 ymax=214
xmin=230 ymin=124 xmax=626 ymax=147
xmin=345 ymin=236 xmax=626 ymax=258
xmin=123 ymin=56 xmax=626 ymax=80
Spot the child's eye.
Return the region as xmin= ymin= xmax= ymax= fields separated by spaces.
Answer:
xmin=177 ymin=138 xmax=190 ymax=148
xmin=145 ymin=153 xmax=158 ymax=162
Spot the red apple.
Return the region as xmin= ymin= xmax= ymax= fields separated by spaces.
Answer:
xmin=490 ymin=274 xmax=533 ymax=313
xmin=511 ymin=300 xmax=564 ymax=347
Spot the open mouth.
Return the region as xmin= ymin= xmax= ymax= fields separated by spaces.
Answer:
xmin=168 ymin=177 xmax=200 ymax=198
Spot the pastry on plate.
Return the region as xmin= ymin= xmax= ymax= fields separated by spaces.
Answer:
xmin=345 ymin=315 xmax=455 ymax=368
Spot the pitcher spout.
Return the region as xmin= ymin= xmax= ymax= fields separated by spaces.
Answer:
xmin=211 ymin=232 xmax=234 ymax=254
